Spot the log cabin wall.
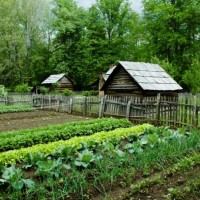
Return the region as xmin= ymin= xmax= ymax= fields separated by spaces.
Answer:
xmin=58 ymin=76 xmax=74 ymax=92
xmin=104 ymin=67 xmax=144 ymax=97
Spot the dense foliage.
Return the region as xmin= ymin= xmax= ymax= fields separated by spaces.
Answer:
xmin=0 ymin=0 xmax=200 ymax=92
xmin=0 ymin=85 xmax=7 ymax=97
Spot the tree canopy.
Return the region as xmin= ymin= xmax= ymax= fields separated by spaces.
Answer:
xmin=0 ymin=0 xmax=200 ymax=93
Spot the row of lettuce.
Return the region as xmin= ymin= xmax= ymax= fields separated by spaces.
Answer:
xmin=0 ymin=118 xmax=131 ymax=152
xmin=0 ymin=122 xmax=147 ymax=164
xmin=0 ymin=105 xmax=35 ymax=113
xmin=0 ymin=118 xmax=200 ymax=199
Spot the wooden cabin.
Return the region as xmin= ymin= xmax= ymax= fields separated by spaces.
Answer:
xmin=100 ymin=61 xmax=183 ymax=98
xmin=41 ymin=74 xmax=74 ymax=92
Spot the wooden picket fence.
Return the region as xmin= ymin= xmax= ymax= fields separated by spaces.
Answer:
xmin=0 ymin=93 xmax=199 ymax=129
xmin=32 ymin=95 xmax=100 ymax=116
xmin=0 ymin=93 xmax=33 ymax=106
xmin=99 ymin=94 xmax=200 ymax=129
xmin=31 ymin=93 xmax=200 ymax=129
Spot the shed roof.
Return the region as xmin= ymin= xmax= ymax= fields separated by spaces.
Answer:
xmin=42 ymin=74 xmax=66 ymax=84
xmin=102 ymin=66 xmax=116 ymax=81
xmin=102 ymin=61 xmax=183 ymax=91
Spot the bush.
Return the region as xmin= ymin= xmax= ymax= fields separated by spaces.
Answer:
xmin=50 ymin=90 xmax=61 ymax=95
xmin=39 ymin=86 xmax=49 ymax=95
xmin=52 ymin=83 xmax=60 ymax=90
xmin=63 ymin=89 xmax=74 ymax=96
xmin=0 ymin=85 xmax=7 ymax=97
xmin=15 ymin=84 xmax=32 ymax=93
xmin=183 ymin=57 xmax=200 ymax=94
xmin=82 ymin=90 xmax=98 ymax=96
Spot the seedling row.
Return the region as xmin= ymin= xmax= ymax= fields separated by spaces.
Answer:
xmin=0 ymin=105 xmax=35 ymax=113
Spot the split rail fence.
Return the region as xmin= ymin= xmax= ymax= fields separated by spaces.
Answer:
xmin=0 ymin=93 xmax=199 ymax=129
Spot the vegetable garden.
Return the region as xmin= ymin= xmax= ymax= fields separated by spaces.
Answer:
xmin=0 ymin=108 xmax=199 ymax=199
xmin=0 ymin=105 xmax=35 ymax=114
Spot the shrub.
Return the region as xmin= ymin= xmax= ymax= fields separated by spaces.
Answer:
xmin=52 ymin=83 xmax=60 ymax=90
xmin=50 ymin=90 xmax=61 ymax=95
xmin=63 ymin=89 xmax=74 ymax=96
xmin=82 ymin=90 xmax=98 ymax=96
xmin=39 ymin=86 xmax=49 ymax=95
xmin=0 ymin=85 xmax=7 ymax=97
xmin=15 ymin=84 xmax=32 ymax=93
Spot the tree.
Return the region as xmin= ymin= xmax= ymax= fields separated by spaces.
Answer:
xmin=0 ymin=0 xmax=54 ymax=87
xmin=0 ymin=0 xmax=25 ymax=86
xmin=183 ymin=57 xmax=200 ymax=94
xmin=150 ymin=57 xmax=180 ymax=79
xmin=50 ymin=0 xmax=86 ymax=89
xmin=143 ymin=0 xmax=200 ymax=81
xmin=87 ymin=0 xmax=141 ymax=67
xmin=79 ymin=0 xmax=143 ymax=88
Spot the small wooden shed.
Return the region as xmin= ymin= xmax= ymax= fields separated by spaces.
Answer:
xmin=100 ymin=61 xmax=183 ymax=98
xmin=41 ymin=74 xmax=74 ymax=92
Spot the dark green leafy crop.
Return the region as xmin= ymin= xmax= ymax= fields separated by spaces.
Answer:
xmin=0 ymin=118 xmax=131 ymax=152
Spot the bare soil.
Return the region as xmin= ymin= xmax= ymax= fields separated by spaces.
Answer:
xmin=0 ymin=110 xmax=95 ymax=132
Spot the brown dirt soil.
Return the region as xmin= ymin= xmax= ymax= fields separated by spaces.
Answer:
xmin=93 ymin=165 xmax=200 ymax=200
xmin=122 ymin=165 xmax=200 ymax=200
xmin=0 ymin=110 xmax=95 ymax=132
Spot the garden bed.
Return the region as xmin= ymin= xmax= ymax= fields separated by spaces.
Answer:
xmin=0 ymin=110 xmax=95 ymax=132
xmin=0 ymin=125 xmax=199 ymax=199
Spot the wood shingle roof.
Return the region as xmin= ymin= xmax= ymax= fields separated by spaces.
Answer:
xmin=102 ymin=61 xmax=183 ymax=91
xmin=42 ymin=74 xmax=66 ymax=84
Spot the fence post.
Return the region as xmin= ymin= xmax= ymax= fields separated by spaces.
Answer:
xmin=5 ymin=96 xmax=8 ymax=106
xmin=69 ymin=97 xmax=73 ymax=114
xmin=32 ymin=94 xmax=34 ymax=107
xmin=184 ymin=96 xmax=188 ymax=124
xmin=57 ymin=97 xmax=60 ymax=112
xmin=99 ymin=96 xmax=105 ymax=118
xmin=6 ymin=96 xmax=12 ymax=106
xmin=156 ymin=93 xmax=161 ymax=125
xmin=49 ymin=95 xmax=51 ymax=110
xmin=126 ymin=100 xmax=132 ymax=120
xmin=193 ymin=95 xmax=198 ymax=127
xmin=41 ymin=95 xmax=44 ymax=109
xmin=84 ymin=96 xmax=87 ymax=115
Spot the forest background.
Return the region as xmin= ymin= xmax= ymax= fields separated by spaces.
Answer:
xmin=0 ymin=0 xmax=200 ymax=93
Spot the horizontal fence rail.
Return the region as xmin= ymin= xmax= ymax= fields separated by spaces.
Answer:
xmin=33 ymin=95 xmax=100 ymax=117
xmin=0 ymin=94 xmax=33 ymax=106
xmin=0 ymin=93 xmax=199 ymax=129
